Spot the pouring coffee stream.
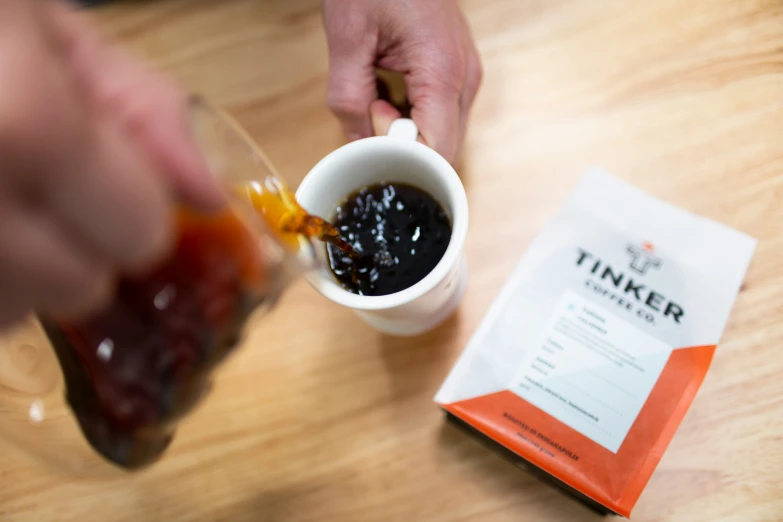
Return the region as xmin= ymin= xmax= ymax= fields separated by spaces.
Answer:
xmin=239 ymin=180 xmax=372 ymax=282
xmin=282 ymin=215 xmax=371 ymax=287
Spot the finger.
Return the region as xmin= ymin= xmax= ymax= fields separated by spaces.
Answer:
xmin=370 ymin=99 xmax=403 ymax=137
xmin=0 ymin=208 xmax=112 ymax=324
xmin=48 ymin=4 xmax=224 ymax=210
xmin=323 ymin=12 xmax=378 ymax=141
xmin=457 ymin=43 xmax=483 ymax=151
xmin=326 ymin=56 xmax=378 ymax=141
xmin=116 ymin=73 xmax=225 ymax=210
xmin=406 ymin=57 xmax=465 ymax=163
xmin=43 ymin=119 xmax=174 ymax=273
xmin=458 ymin=14 xmax=483 ymax=117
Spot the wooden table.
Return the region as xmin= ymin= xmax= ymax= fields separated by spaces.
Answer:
xmin=2 ymin=0 xmax=782 ymax=520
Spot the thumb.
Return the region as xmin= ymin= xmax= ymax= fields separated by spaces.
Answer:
xmin=370 ymin=99 xmax=402 ymax=136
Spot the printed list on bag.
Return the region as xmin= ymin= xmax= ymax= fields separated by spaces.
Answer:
xmin=510 ymin=290 xmax=673 ymax=453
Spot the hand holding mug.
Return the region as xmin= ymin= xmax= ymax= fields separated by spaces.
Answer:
xmin=322 ymin=0 xmax=483 ymax=164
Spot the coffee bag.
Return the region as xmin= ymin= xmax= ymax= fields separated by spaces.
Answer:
xmin=435 ymin=168 xmax=755 ymax=517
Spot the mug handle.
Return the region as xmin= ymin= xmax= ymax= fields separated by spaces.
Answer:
xmin=387 ymin=118 xmax=419 ymax=142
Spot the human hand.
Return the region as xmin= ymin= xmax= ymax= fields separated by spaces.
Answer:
xmin=322 ymin=0 xmax=482 ymax=164
xmin=0 ymin=0 xmax=222 ymax=326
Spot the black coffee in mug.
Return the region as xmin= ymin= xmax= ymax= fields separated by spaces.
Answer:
xmin=326 ymin=182 xmax=451 ymax=296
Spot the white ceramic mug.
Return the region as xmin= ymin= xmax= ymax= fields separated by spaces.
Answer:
xmin=295 ymin=119 xmax=469 ymax=336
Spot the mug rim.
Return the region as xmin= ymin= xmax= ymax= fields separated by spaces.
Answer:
xmin=295 ymin=136 xmax=469 ymax=311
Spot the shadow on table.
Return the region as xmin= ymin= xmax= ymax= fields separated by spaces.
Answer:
xmin=131 ymin=466 xmax=356 ymax=522
xmin=375 ymin=311 xmax=464 ymax=404
xmin=205 ymin=487 xmax=310 ymax=522
xmin=452 ymin=145 xmax=474 ymax=188
xmin=436 ymin=421 xmax=607 ymax=522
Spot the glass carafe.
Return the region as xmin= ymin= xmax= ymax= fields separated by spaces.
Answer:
xmin=0 ymin=98 xmax=318 ymax=477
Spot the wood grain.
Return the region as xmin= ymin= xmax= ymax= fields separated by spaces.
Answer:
xmin=1 ymin=0 xmax=782 ymax=520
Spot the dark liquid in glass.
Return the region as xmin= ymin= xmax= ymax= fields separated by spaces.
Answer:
xmin=41 ymin=184 xmax=358 ymax=470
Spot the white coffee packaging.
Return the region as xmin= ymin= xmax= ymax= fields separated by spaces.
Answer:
xmin=435 ymin=167 xmax=756 ymax=517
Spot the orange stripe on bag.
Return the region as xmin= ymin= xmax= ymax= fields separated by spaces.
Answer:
xmin=442 ymin=345 xmax=716 ymax=517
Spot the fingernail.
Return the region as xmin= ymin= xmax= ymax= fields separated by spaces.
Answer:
xmin=347 ymin=133 xmax=362 ymax=142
